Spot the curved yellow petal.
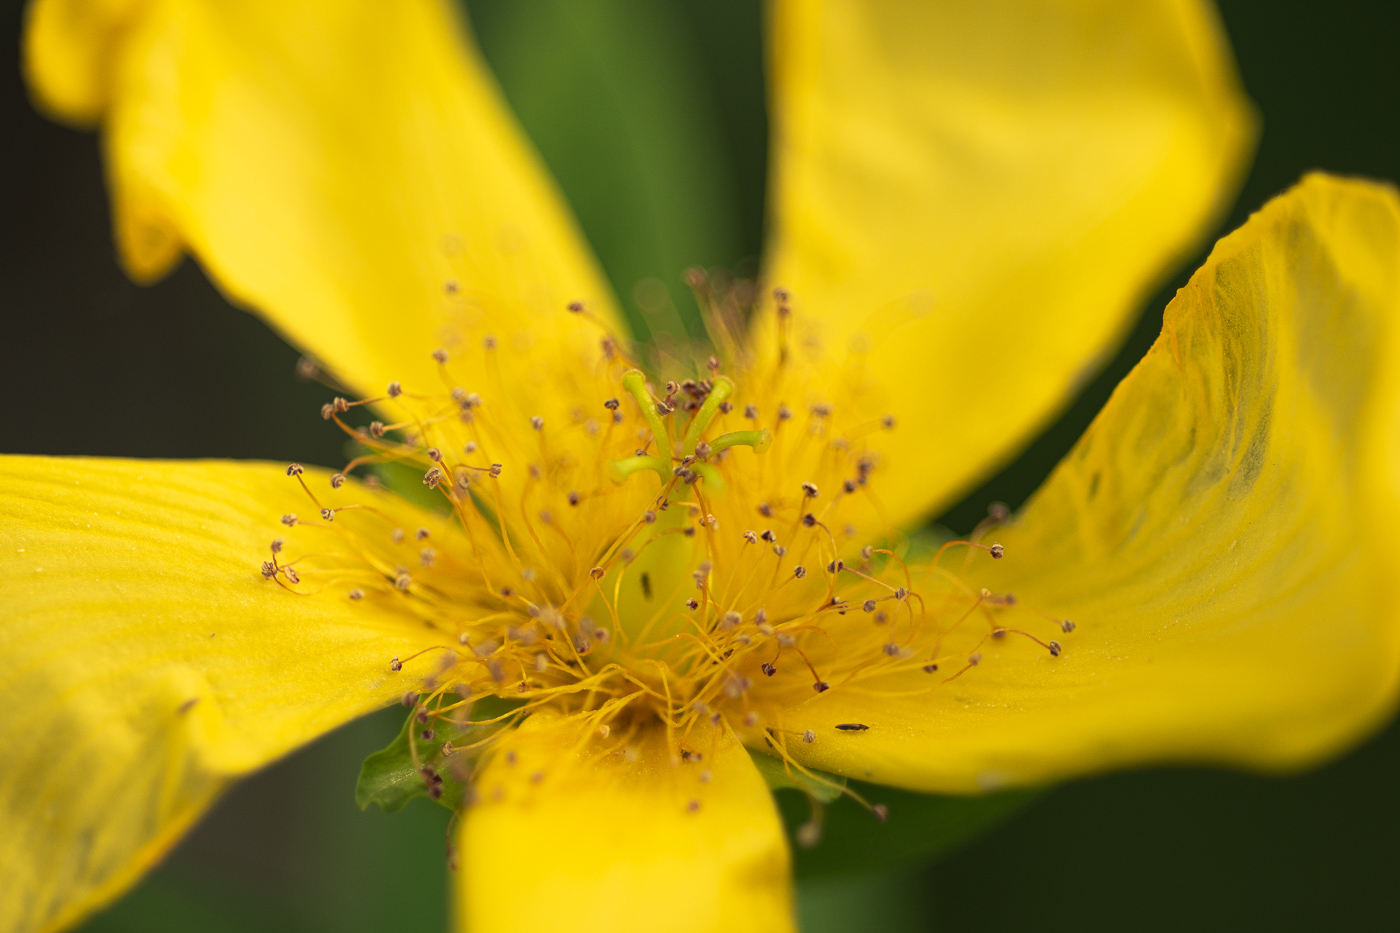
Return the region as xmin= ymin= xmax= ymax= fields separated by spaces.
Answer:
xmin=774 ymin=174 xmax=1400 ymax=792
xmin=760 ymin=0 xmax=1257 ymax=526
xmin=459 ymin=714 xmax=794 ymax=933
xmin=23 ymin=0 xmax=622 ymax=400
xmin=0 ymin=456 xmax=442 ymax=933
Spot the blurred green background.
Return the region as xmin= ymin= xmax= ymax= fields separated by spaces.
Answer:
xmin=4 ymin=0 xmax=1400 ymax=929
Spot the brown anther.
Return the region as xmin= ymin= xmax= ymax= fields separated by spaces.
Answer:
xmin=777 ymin=633 xmax=796 ymax=647
xmin=842 ymin=479 xmax=857 ymax=494
xmin=861 ymin=545 xmax=874 ymax=560
xmin=760 ymin=529 xmax=777 ymax=543
xmin=827 ymin=559 xmax=844 ymax=573
xmin=391 ymin=528 xmax=405 ymax=543
xmin=285 ymin=463 xmax=304 ymax=476
xmin=707 ymin=355 xmax=720 ymax=372
xmin=295 ymin=356 xmax=319 ymax=380
xmin=432 ymin=348 xmax=449 ymax=363
xmin=894 ymin=587 xmax=908 ymax=600
xmin=813 ymin=681 xmax=830 ymax=693
xmin=423 ymin=468 xmax=443 ymax=488
xmin=1048 ymin=641 xmax=1062 ymax=657
xmin=758 ymin=502 xmax=773 ymax=517
xmin=333 ymin=397 xmax=350 ymax=413
xmin=686 ymin=598 xmax=699 ymax=610
xmin=420 ymin=548 xmax=436 ymax=567
xmin=643 ymin=510 xmax=657 ymax=524
xmin=883 ymin=643 xmax=900 ymax=656
xmin=281 ymin=513 xmax=297 ymax=526
xmin=754 ymin=609 xmax=768 ymax=624
xmin=863 ymin=600 xmax=877 ymax=613
xmin=489 ymin=463 xmax=503 ymax=478
xmin=744 ymin=404 xmax=759 ymax=420
xmin=655 ymin=401 xmax=674 ymax=415
xmin=1061 ymin=619 xmax=1076 ymax=633
xmin=463 ymin=441 xmax=478 ymax=455
xmin=665 ymin=381 xmax=681 ymax=397
xmin=590 ymin=567 xmax=605 ymax=580
xmin=530 ymin=416 xmax=544 ymax=431
xmin=872 ymin=803 xmax=889 ymax=822
xmin=743 ymin=530 xmax=758 ymax=544
xmin=268 ymin=538 xmax=283 ymax=555
xmin=811 ymin=403 xmax=831 ymax=417
xmin=500 ymin=586 xmax=514 ymax=597
xmin=567 ymin=490 xmax=580 ymax=507
xmin=988 ymin=502 xmax=1010 ymax=521
xmin=390 ymin=657 xmax=402 ymax=671
xmin=401 ymin=692 xmax=419 ymax=707
xmin=968 ymin=652 xmax=982 ymax=665
xmin=349 ymin=588 xmax=364 ymax=600
xmin=990 ymin=543 xmax=1004 ymax=559
xmin=260 ymin=561 xmax=276 ymax=580
xmin=620 ymin=548 xmax=635 ymax=562
xmin=719 ymin=401 xmax=733 ymax=414
xmin=923 ymin=662 xmax=939 ymax=673
xmin=680 ymin=455 xmax=695 ymax=467
xmin=801 ymin=482 xmax=819 ymax=498
xmin=881 ymin=415 xmax=896 ymax=430
xmin=395 ymin=573 xmax=412 ymax=591
xmin=874 ymin=610 xmax=887 ymax=624
xmin=320 ymin=508 xmax=334 ymax=522
xmin=773 ymin=545 xmax=788 ymax=557
xmin=761 ymin=662 xmax=777 ymax=676
xmin=721 ymin=611 xmax=742 ymax=630
xmin=694 ymin=441 xmax=711 ymax=459
xmin=794 ymin=566 xmax=807 ymax=579
xmin=427 ymin=448 xmax=443 ymax=462
xmin=802 ymin=513 xmax=817 ymax=528
xmin=803 ymin=729 xmax=816 ymax=743
xmin=369 ymin=421 xmax=386 ymax=437
xmin=777 ymin=405 xmax=793 ymax=422
xmin=330 ymin=473 xmax=346 ymax=490
xmin=421 ymin=728 xmax=435 ymax=742
xmin=567 ymin=300 xmax=585 ymax=313
xmin=687 ymin=800 xmax=702 ymax=814
xmin=387 ymin=381 xmax=403 ymax=397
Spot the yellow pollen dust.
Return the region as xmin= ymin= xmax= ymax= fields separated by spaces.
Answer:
xmin=263 ymin=280 xmax=1072 ymax=812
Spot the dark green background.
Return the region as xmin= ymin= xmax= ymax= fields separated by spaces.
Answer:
xmin=4 ymin=1 xmax=1400 ymax=929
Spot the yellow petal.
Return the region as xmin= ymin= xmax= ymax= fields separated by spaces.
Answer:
xmin=0 ymin=456 xmax=443 ymax=933
xmin=459 ymin=714 xmax=794 ymax=933
xmin=760 ymin=0 xmax=1257 ymax=526
xmin=774 ymin=174 xmax=1400 ymax=792
xmin=23 ymin=0 xmax=622 ymax=402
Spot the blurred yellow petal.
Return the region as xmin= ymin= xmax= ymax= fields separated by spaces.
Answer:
xmin=0 ymin=456 xmax=442 ymax=933
xmin=777 ymin=174 xmax=1400 ymax=792
xmin=761 ymin=0 xmax=1257 ymax=526
xmin=23 ymin=0 xmax=622 ymax=404
xmin=459 ymin=714 xmax=793 ymax=933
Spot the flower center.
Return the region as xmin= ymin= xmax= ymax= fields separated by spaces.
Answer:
xmin=261 ymin=289 xmax=1071 ymax=813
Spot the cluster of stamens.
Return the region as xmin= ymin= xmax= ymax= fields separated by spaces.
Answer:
xmin=263 ymin=281 xmax=1072 ymax=834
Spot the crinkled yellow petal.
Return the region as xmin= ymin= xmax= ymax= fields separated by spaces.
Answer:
xmin=23 ymin=0 xmax=622 ymax=403
xmin=760 ymin=0 xmax=1257 ymax=526
xmin=778 ymin=174 xmax=1400 ymax=792
xmin=459 ymin=714 xmax=794 ymax=933
xmin=0 ymin=456 xmax=443 ymax=933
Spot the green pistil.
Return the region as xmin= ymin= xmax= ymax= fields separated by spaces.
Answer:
xmin=709 ymin=429 xmax=772 ymax=455
xmin=680 ymin=376 xmax=734 ymax=456
xmin=608 ymin=454 xmax=671 ymax=485
xmin=621 ymin=370 xmax=674 ymax=465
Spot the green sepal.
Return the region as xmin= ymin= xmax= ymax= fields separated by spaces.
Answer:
xmin=748 ymin=749 xmax=847 ymax=804
xmin=355 ymin=697 xmax=523 ymax=813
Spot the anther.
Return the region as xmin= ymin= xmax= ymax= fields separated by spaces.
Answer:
xmin=773 ymin=545 xmax=788 ymax=557
xmin=320 ymin=508 xmax=335 ymax=522
xmin=281 ymin=513 xmax=297 ymax=526
xmin=391 ymin=528 xmax=405 ymax=543
xmin=1060 ymin=619 xmax=1076 ymax=633
xmin=894 ymin=587 xmax=908 ymax=600
xmin=754 ymin=609 xmax=768 ymax=624
xmin=802 ymin=729 xmax=816 ymax=744
xmin=863 ymin=600 xmax=877 ymax=613
xmin=760 ymin=529 xmax=777 ymax=543
xmin=861 ymin=545 xmax=874 ymax=560
xmin=761 ymin=662 xmax=777 ymax=676
xmin=390 ymin=657 xmax=402 ymax=672
xmin=988 ymin=502 xmax=1010 ymax=521
xmin=759 ymin=503 xmax=773 ymax=517
xmin=489 ymin=464 xmax=503 ymax=478
xmin=395 ymin=573 xmax=412 ymax=591
xmin=721 ymin=611 xmax=742 ymax=630
xmin=794 ymin=566 xmax=807 ymax=579
xmin=686 ymin=598 xmax=700 ymax=610
xmin=530 ymin=416 xmax=544 ymax=431
xmin=260 ymin=561 xmax=276 ymax=580
xmin=813 ymin=681 xmax=830 ymax=693
xmin=427 ymin=448 xmax=443 ymax=462
xmin=968 ymin=652 xmax=982 ymax=665
xmin=567 ymin=300 xmax=585 ymax=313
xmin=603 ymin=397 xmax=620 ymax=411
xmin=827 ymin=560 xmax=844 ymax=574
xmin=286 ymin=463 xmax=304 ymax=476
xmin=330 ymin=473 xmax=346 ymax=489
xmin=420 ymin=548 xmax=435 ymax=567
xmin=802 ymin=513 xmax=817 ymax=528
xmin=568 ymin=490 xmax=580 ymax=506
xmin=349 ymin=588 xmax=364 ymax=600
xmin=387 ymin=381 xmax=403 ymax=397
xmin=432 ymin=349 xmax=449 ymax=363
xmin=644 ymin=510 xmax=657 ymax=523
xmin=744 ymin=404 xmax=758 ymax=420
xmin=423 ymin=468 xmax=443 ymax=488
xmin=707 ymin=355 xmax=720 ymax=372
xmin=843 ymin=479 xmax=857 ymax=494
xmin=687 ymin=800 xmax=702 ymax=814
xmin=296 ymin=356 xmax=318 ymax=380
xmin=923 ymin=662 xmax=939 ymax=673
xmin=990 ymin=543 xmax=1004 ymax=559
xmin=1048 ymin=641 xmax=1062 ymax=657
xmin=777 ymin=405 xmax=793 ymax=422
xmin=872 ymin=804 xmax=889 ymax=822
xmin=369 ymin=421 xmax=386 ymax=437
xmin=743 ymin=530 xmax=758 ymax=544
xmin=881 ymin=415 xmax=896 ymax=430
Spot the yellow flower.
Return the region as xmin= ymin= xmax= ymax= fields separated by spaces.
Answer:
xmin=8 ymin=1 xmax=1400 ymax=932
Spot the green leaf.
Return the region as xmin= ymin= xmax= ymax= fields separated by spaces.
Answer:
xmin=748 ymin=749 xmax=848 ymax=804
xmin=778 ymin=779 xmax=1043 ymax=879
xmin=355 ymin=697 xmax=523 ymax=813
